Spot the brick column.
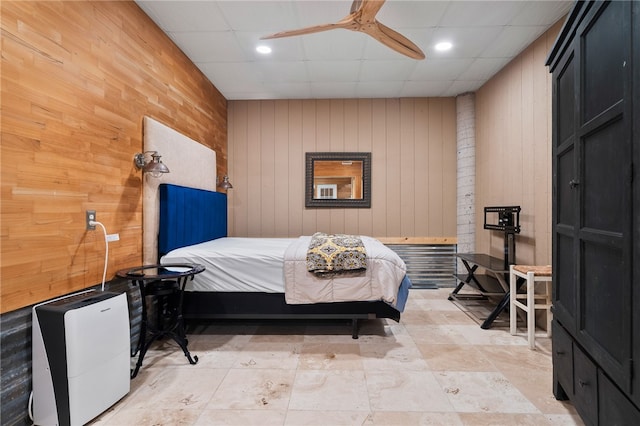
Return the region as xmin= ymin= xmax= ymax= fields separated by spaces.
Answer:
xmin=456 ymin=93 xmax=475 ymax=257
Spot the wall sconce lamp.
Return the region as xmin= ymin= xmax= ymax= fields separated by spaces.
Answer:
xmin=134 ymin=151 xmax=170 ymax=178
xmin=217 ymin=175 xmax=233 ymax=190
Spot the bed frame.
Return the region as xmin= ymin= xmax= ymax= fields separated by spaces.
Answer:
xmin=157 ymin=183 xmax=403 ymax=338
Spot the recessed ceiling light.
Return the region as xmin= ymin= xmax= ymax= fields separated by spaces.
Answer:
xmin=256 ymin=45 xmax=272 ymax=54
xmin=435 ymin=41 xmax=453 ymax=52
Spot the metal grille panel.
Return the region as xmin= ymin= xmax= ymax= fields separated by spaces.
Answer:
xmin=385 ymin=244 xmax=457 ymax=289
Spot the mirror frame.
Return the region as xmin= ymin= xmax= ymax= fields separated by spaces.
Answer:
xmin=305 ymin=152 xmax=371 ymax=208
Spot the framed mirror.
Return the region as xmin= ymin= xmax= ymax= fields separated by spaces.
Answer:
xmin=305 ymin=152 xmax=371 ymax=208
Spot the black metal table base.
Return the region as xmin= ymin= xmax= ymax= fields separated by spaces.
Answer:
xmin=130 ymin=285 xmax=198 ymax=378
xmin=449 ymin=254 xmax=516 ymax=329
xmin=116 ymin=264 xmax=204 ymax=379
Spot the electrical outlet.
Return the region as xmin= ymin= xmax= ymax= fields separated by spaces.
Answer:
xmin=86 ymin=210 xmax=96 ymax=230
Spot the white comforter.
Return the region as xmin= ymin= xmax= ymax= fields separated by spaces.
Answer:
xmin=161 ymin=236 xmax=407 ymax=308
xmin=161 ymin=238 xmax=295 ymax=292
xmin=283 ymin=236 xmax=406 ymax=307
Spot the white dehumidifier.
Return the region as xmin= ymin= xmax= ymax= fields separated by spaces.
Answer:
xmin=32 ymin=290 xmax=130 ymax=426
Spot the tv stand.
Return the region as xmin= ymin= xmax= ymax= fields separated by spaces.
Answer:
xmin=449 ymin=206 xmax=522 ymax=329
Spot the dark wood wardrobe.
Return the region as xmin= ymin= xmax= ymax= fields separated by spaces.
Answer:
xmin=546 ymin=1 xmax=640 ymax=424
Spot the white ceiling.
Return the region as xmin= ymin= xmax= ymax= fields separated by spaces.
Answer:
xmin=135 ymin=0 xmax=572 ymax=100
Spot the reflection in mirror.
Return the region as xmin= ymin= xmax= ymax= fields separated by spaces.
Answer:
xmin=314 ymin=160 xmax=363 ymax=199
xmin=306 ymin=152 xmax=371 ymax=208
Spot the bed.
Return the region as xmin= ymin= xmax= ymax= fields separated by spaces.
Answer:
xmin=157 ymin=183 xmax=411 ymax=338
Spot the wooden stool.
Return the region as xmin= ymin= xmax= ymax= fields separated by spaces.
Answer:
xmin=509 ymin=265 xmax=552 ymax=349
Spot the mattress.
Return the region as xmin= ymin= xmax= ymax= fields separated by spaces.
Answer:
xmin=161 ymin=237 xmax=295 ymax=292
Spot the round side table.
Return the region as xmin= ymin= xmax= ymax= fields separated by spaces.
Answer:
xmin=116 ymin=263 xmax=204 ymax=378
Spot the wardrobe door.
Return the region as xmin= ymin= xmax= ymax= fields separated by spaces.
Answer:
xmin=631 ymin=0 xmax=640 ymax=408
xmin=552 ymin=36 xmax=578 ymax=333
xmin=575 ymin=0 xmax=633 ymax=393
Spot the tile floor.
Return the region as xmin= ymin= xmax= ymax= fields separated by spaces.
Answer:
xmin=92 ymin=288 xmax=584 ymax=425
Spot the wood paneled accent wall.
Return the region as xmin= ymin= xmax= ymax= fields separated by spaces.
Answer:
xmin=227 ymin=98 xmax=457 ymax=239
xmin=474 ymin=21 xmax=563 ymax=265
xmin=1 ymin=1 xmax=227 ymax=313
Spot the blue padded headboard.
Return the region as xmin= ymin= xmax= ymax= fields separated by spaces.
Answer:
xmin=158 ymin=184 xmax=227 ymax=258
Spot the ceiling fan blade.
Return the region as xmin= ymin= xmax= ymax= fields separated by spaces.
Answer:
xmin=368 ymin=21 xmax=425 ymax=60
xmin=359 ymin=0 xmax=386 ymax=21
xmin=350 ymin=0 xmax=362 ymax=14
xmin=261 ymin=22 xmax=345 ymax=40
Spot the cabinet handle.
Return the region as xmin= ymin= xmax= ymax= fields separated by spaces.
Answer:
xmin=569 ymin=179 xmax=580 ymax=188
xmin=578 ymin=379 xmax=588 ymax=387
xmin=555 ymin=350 xmax=565 ymax=355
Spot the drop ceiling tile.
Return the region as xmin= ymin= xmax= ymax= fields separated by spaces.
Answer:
xmin=359 ymin=60 xmax=417 ymax=82
xmin=293 ymin=1 xmax=354 ymax=27
xmin=235 ymin=31 xmax=305 ymax=61
xmin=441 ymin=80 xmax=485 ymax=97
xmin=512 ymin=1 xmax=573 ymax=26
xmin=137 ymin=1 xmax=229 ymax=32
xmin=311 ymin=82 xmax=358 ymax=99
xmin=356 ymin=81 xmax=405 ymax=98
xmin=254 ymin=61 xmax=309 ymax=83
xmin=377 ymin=1 xmax=449 ymax=28
xmin=217 ymin=1 xmax=298 ymax=32
xmin=401 ymin=80 xmax=452 ymax=98
xmin=307 ymin=61 xmax=362 ymax=82
xmin=481 ymin=26 xmax=548 ymax=58
xmin=198 ymin=62 xmax=262 ymax=90
xmin=430 ymin=26 xmax=504 ymax=58
xmin=168 ymin=31 xmax=246 ymax=63
xmin=439 ymin=1 xmax=527 ymax=27
xmin=301 ymin=31 xmax=367 ymax=61
xmin=267 ymin=82 xmax=313 ymax=99
xmin=409 ymin=58 xmax=474 ymax=81
xmin=457 ymin=57 xmax=512 ymax=81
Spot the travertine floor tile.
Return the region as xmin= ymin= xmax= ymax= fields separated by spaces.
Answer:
xmin=434 ymin=371 xmax=539 ymax=413
xmin=121 ymin=367 xmax=226 ymax=411
xmin=364 ymin=411 xmax=464 ymax=425
xmin=288 ymin=369 xmax=370 ymax=411
xmin=415 ymin=343 xmax=497 ymax=372
xmin=231 ymin=341 xmax=301 ymax=369
xmin=207 ymin=368 xmax=296 ymax=410
xmin=365 ymin=370 xmax=456 ymax=412
xmin=298 ymin=342 xmax=363 ymax=370
xmin=284 ymin=410 xmax=371 ymax=425
xmin=195 ymin=409 xmax=287 ymax=425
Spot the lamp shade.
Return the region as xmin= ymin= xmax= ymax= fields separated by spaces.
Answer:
xmin=134 ymin=151 xmax=170 ymax=178
xmin=218 ymin=175 xmax=233 ymax=190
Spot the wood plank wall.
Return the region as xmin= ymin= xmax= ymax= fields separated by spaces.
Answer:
xmin=1 ymin=1 xmax=227 ymax=313
xmin=475 ymin=22 xmax=563 ymax=265
xmin=227 ymin=98 xmax=458 ymax=239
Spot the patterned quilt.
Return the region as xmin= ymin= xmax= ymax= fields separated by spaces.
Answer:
xmin=306 ymin=232 xmax=367 ymax=274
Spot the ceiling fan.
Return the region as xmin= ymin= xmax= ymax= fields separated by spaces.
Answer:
xmin=261 ymin=0 xmax=425 ymax=60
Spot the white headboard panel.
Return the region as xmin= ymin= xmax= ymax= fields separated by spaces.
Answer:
xmin=142 ymin=116 xmax=217 ymax=264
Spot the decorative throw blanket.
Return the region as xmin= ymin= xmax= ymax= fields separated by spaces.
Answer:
xmin=284 ymin=235 xmax=407 ymax=306
xmin=306 ymin=232 xmax=367 ymax=274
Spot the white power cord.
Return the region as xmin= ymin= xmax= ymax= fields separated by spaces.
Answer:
xmin=28 ymin=391 xmax=33 ymax=422
xmin=89 ymin=220 xmax=109 ymax=292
